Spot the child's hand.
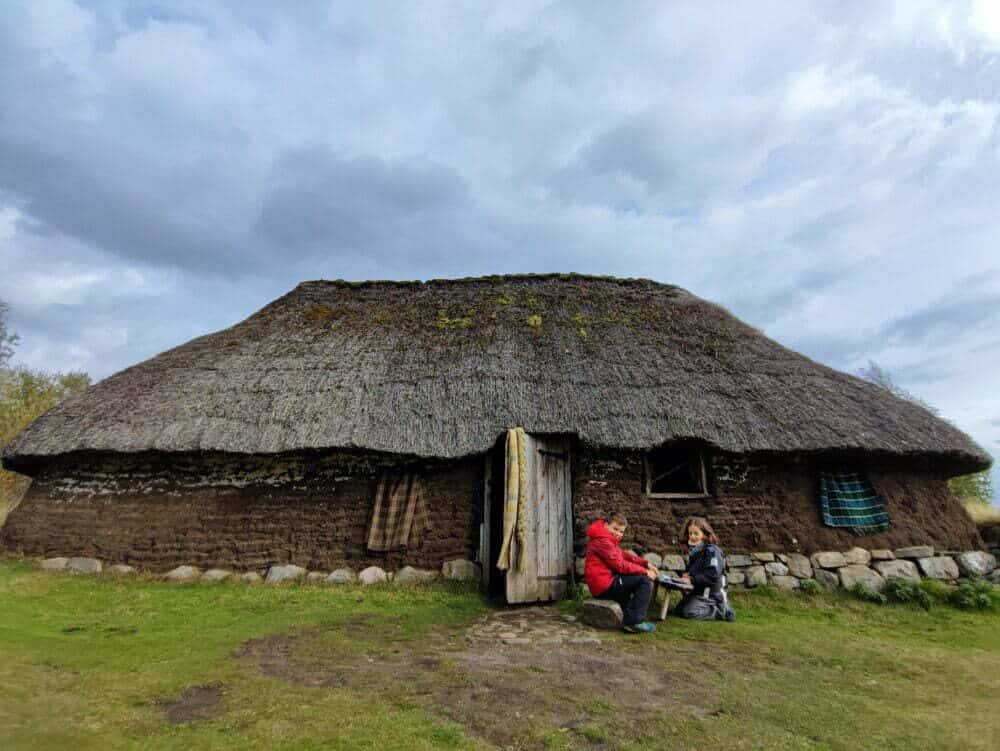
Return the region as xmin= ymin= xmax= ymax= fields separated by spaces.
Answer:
xmin=680 ymin=573 xmax=691 ymax=583
xmin=645 ymin=568 xmax=657 ymax=581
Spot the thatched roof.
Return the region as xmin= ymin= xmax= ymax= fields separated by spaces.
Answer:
xmin=3 ymin=274 xmax=991 ymax=474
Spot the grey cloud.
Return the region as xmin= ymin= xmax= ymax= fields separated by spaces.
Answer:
xmin=878 ymin=292 xmax=1000 ymax=348
xmin=256 ymin=149 xmax=469 ymax=252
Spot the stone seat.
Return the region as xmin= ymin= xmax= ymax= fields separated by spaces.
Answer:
xmin=580 ymin=598 xmax=624 ymax=629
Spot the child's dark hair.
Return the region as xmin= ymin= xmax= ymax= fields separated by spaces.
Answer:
xmin=608 ymin=512 xmax=628 ymax=526
xmin=680 ymin=516 xmax=719 ymax=547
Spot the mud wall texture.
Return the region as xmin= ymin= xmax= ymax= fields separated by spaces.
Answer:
xmin=0 ymin=451 xmax=480 ymax=571
xmin=573 ymin=448 xmax=983 ymax=557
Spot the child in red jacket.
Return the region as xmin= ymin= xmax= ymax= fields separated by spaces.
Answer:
xmin=584 ymin=513 xmax=658 ymax=633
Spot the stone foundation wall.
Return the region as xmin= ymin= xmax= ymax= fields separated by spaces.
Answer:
xmin=572 ymin=448 xmax=983 ymax=557
xmin=576 ymin=545 xmax=1000 ymax=593
xmin=1 ymin=451 xmax=481 ymax=571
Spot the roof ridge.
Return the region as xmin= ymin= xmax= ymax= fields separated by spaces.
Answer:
xmin=294 ymin=273 xmax=685 ymax=291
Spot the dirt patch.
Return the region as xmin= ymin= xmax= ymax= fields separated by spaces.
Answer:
xmin=236 ymin=607 xmax=722 ymax=749
xmin=159 ymin=683 xmax=225 ymax=725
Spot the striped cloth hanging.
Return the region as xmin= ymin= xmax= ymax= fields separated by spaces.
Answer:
xmin=819 ymin=471 xmax=891 ymax=535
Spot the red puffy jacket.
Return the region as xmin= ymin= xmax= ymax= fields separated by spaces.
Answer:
xmin=583 ymin=519 xmax=650 ymax=596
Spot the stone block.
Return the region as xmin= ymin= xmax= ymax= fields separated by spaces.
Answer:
xmin=201 ymin=569 xmax=232 ymax=582
xmin=764 ymin=561 xmax=789 ymax=577
xmin=306 ymin=571 xmax=327 ymax=582
xmin=814 ymin=570 xmax=839 ymax=590
xmin=745 ymin=565 xmax=767 ymax=587
xmin=575 ymin=557 xmax=585 ymax=576
xmin=109 ymin=564 xmax=137 ymax=576
xmin=872 ymin=560 xmax=919 ymax=582
xmin=642 ymin=552 xmax=662 ymax=568
xmin=727 ymin=554 xmax=753 ymax=568
xmin=359 ymin=566 xmax=388 ymax=585
xmin=66 ymin=557 xmax=103 ymax=575
xmin=442 ymin=559 xmax=480 ymax=581
xmin=870 ymin=549 xmax=894 ymax=561
xmin=581 ymin=599 xmax=623 ymax=629
xmin=394 ymin=566 xmax=440 ymax=584
xmin=811 ymin=551 xmax=847 ymax=569
xmin=752 ymin=552 xmax=775 ymax=563
xmin=786 ymin=553 xmax=813 ymax=579
xmin=326 ymin=568 xmax=357 ymax=584
xmin=727 ymin=570 xmax=745 ymax=586
xmin=40 ymin=557 xmax=68 ymax=571
xmin=917 ymin=557 xmax=959 ymax=580
xmin=265 ymin=564 xmax=307 ymax=584
xmin=988 ymin=570 xmax=1000 ymax=586
xmin=777 ymin=553 xmax=789 ymax=563
xmin=955 ymin=551 xmax=997 ymax=577
xmin=661 ymin=554 xmax=686 ymax=571
xmin=838 ymin=565 xmax=885 ymax=591
xmin=771 ymin=575 xmax=800 ymax=590
xmin=894 ymin=546 xmax=934 ymax=559
xmin=163 ymin=565 xmax=200 ymax=581
xmin=238 ymin=572 xmax=263 ymax=584
xmin=844 ymin=547 xmax=871 ymax=566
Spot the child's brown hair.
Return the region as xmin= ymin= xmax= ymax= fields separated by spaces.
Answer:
xmin=680 ymin=516 xmax=719 ymax=547
xmin=608 ymin=512 xmax=628 ymax=526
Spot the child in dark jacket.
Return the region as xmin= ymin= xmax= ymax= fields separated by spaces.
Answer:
xmin=584 ymin=513 xmax=659 ymax=633
xmin=676 ymin=516 xmax=735 ymax=622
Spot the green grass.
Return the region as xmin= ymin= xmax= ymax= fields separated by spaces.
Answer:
xmin=1 ymin=558 xmax=998 ymax=750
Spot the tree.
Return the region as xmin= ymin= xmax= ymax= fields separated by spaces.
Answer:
xmin=0 ymin=299 xmax=18 ymax=368
xmin=859 ymin=360 xmax=994 ymax=506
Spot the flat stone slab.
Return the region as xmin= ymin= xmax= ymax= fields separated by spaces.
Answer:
xmin=66 ymin=557 xmax=103 ymax=575
xmin=40 ymin=557 xmax=69 ymax=571
xmin=771 ymin=575 xmax=800 ymax=590
xmin=326 ymin=568 xmax=357 ymax=584
xmin=955 ymin=551 xmax=996 ymax=577
xmin=814 ymin=569 xmax=839 ymax=590
xmin=238 ymin=572 xmax=263 ymax=584
xmin=581 ymin=599 xmax=623 ymax=629
xmin=661 ymin=554 xmax=686 ymax=571
xmin=442 ymin=559 xmax=480 ymax=581
xmin=872 ymin=560 xmax=920 ymax=582
xmin=786 ymin=553 xmax=813 ymax=579
xmin=726 ymin=554 xmax=752 ymax=568
xmin=109 ymin=564 xmax=137 ymax=576
xmin=839 ymin=565 xmax=885 ymax=591
xmin=306 ymin=571 xmax=327 ymax=582
xmin=894 ymin=546 xmax=934 ymax=559
xmin=811 ymin=552 xmax=847 ymax=569
xmin=844 ymin=547 xmax=871 ymax=566
xmin=642 ymin=552 xmax=662 ymax=568
xmin=917 ymin=556 xmax=959 ymax=580
xmin=359 ymin=566 xmax=388 ymax=585
xmin=201 ymin=569 xmax=232 ymax=582
xmin=764 ymin=561 xmax=789 ymax=577
xmin=752 ymin=552 xmax=775 ymax=562
xmin=745 ymin=565 xmax=767 ymax=587
xmin=394 ymin=566 xmax=440 ymax=584
xmin=870 ymin=549 xmax=895 ymax=561
xmin=266 ymin=565 xmax=307 ymax=584
xmin=727 ymin=570 xmax=746 ymax=586
xmin=163 ymin=565 xmax=201 ymax=581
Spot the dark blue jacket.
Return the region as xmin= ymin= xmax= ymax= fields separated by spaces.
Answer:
xmin=685 ymin=542 xmax=726 ymax=596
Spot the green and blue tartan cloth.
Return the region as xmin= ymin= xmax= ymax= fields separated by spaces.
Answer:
xmin=819 ymin=472 xmax=891 ymax=535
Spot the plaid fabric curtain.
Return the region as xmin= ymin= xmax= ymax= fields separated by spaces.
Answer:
xmin=366 ymin=473 xmax=429 ymax=551
xmin=819 ymin=471 xmax=891 ymax=535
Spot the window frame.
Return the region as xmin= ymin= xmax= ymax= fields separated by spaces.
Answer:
xmin=643 ymin=447 xmax=710 ymax=499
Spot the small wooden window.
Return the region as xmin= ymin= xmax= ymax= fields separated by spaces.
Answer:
xmin=644 ymin=445 xmax=709 ymax=498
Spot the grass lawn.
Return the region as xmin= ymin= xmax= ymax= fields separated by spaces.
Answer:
xmin=1 ymin=557 xmax=997 ymax=751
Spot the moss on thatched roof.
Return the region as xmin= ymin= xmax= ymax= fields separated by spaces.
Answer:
xmin=2 ymin=274 xmax=991 ymax=474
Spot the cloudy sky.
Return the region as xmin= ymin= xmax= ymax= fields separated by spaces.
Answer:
xmin=1 ymin=1 xmax=998 ymax=500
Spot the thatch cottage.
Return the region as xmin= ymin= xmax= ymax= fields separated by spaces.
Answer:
xmin=1 ymin=274 xmax=990 ymax=601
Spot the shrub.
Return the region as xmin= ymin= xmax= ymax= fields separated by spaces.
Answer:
xmin=882 ymin=577 xmax=934 ymax=610
xmin=919 ymin=578 xmax=952 ymax=603
xmin=948 ymin=579 xmax=998 ymax=611
xmin=849 ymin=582 xmax=887 ymax=605
xmin=799 ymin=578 xmax=823 ymax=596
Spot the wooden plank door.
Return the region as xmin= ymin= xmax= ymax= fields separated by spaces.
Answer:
xmin=505 ymin=434 xmax=573 ymax=603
